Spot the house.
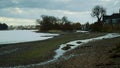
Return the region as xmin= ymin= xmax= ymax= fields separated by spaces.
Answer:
xmin=103 ymin=10 xmax=120 ymax=24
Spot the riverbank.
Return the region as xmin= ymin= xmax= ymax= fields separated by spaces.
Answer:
xmin=38 ymin=36 xmax=120 ymax=68
xmin=0 ymin=32 xmax=106 ymax=67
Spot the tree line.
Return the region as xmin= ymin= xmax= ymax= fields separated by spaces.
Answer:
xmin=35 ymin=5 xmax=120 ymax=32
xmin=36 ymin=15 xmax=81 ymax=31
xmin=0 ymin=23 xmax=8 ymax=30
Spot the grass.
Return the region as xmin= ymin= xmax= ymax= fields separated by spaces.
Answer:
xmin=0 ymin=32 xmax=106 ymax=67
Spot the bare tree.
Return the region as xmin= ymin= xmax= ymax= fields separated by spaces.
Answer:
xmin=91 ymin=5 xmax=106 ymax=23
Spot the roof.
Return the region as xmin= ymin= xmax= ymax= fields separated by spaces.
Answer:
xmin=103 ymin=13 xmax=120 ymax=19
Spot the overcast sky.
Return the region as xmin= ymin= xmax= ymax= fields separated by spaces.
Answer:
xmin=0 ymin=0 xmax=120 ymax=25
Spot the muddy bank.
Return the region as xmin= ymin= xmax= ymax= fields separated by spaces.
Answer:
xmin=0 ymin=32 xmax=106 ymax=67
xmin=38 ymin=36 xmax=120 ymax=68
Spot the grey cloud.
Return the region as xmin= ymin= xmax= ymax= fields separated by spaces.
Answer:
xmin=0 ymin=0 xmax=114 ymax=11
xmin=0 ymin=0 xmax=119 ymax=25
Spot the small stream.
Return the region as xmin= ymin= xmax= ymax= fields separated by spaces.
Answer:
xmin=1 ymin=33 xmax=120 ymax=68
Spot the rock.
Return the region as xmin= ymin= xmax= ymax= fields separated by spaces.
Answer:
xmin=66 ymin=44 xmax=75 ymax=46
xmin=76 ymin=41 xmax=82 ymax=44
xmin=62 ymin=45 xmax=71 ymax=50
xmin=61 ymin=44 xmax=75 ymax=50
